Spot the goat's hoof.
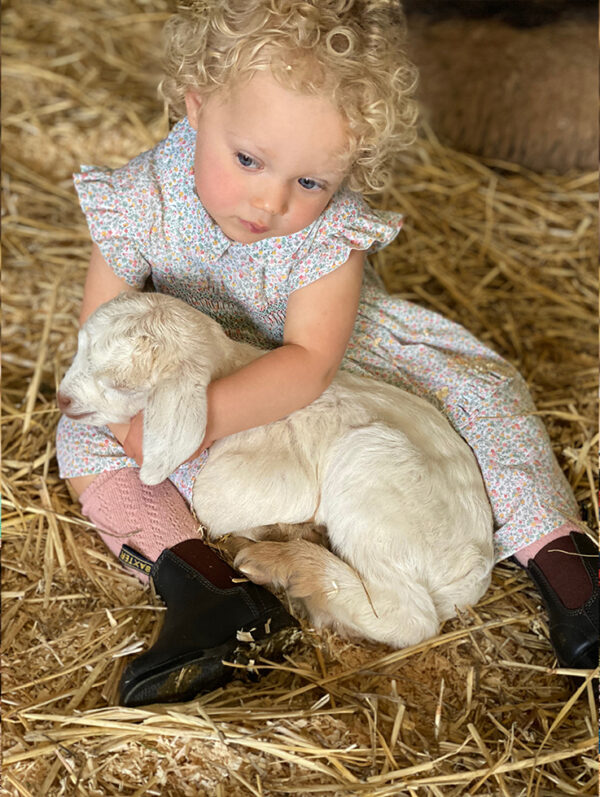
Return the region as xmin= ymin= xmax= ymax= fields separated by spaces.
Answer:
xmin=234 ymin=547 xmax=274 ymax=586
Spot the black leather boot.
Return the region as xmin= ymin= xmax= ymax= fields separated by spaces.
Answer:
xmin=526 ymin=532 xmax=598 ymax=669
xmin=119 ymin=539 xmax=300 ymax=706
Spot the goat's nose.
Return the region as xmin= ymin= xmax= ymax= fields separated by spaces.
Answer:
xmin=57 ymin=391 xmax=72 ymax=412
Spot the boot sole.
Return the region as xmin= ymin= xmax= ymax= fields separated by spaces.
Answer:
xmin=119 ymin=609 xmax=300 ymax=706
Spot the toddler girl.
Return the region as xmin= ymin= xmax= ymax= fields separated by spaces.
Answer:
xmin=57 ymin=0 xmax=597 ymax=704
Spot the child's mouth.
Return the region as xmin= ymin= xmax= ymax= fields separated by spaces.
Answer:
xmin=240 ymin=219 xmax=269 ymax=234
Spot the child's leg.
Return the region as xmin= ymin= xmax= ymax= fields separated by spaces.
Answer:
xmin=445 ymin=369 xmax=596 ymax=669
xmin=57 ymin=415 xmax=205 ymax=581
xmin=456 ymin=379 xmax=598 ymax=667
xmin=76 ymin=468 xmax=206 ymax=582
xmin=56 ymin=416 xmax=298 ymax=703
xmin=345 ymin=288 xmax=598 ymax=667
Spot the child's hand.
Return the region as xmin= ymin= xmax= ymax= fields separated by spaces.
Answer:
xmin=108 ymin=422 xmax=131 ymax=447
xmin=122 ymin=411 xmax=145 ymax=465
xmin=121 ymin=410 xmax=213 ymax=468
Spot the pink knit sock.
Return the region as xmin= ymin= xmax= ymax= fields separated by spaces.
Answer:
xmin=79 ymin=468 xmax=202 ymax=583
xmin=512 ymin=523 xmax=577 ymax=566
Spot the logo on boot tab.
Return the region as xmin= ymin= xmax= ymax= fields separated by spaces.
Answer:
xmin=119 ymin=544 xmax=154 ymax=575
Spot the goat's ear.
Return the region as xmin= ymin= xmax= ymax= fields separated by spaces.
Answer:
xmin=138 ymin=376 xmax=207 ymax=485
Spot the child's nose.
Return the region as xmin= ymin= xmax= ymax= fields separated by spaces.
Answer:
xmin=251 ymin=183 xmax=289 ymax=216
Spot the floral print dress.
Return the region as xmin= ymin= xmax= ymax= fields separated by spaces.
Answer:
xmin=56 ymin=119 xmax=578 ymax=560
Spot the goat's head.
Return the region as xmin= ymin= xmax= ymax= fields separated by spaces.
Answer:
xmin=58 ymin=292 xmax=216 ymax=484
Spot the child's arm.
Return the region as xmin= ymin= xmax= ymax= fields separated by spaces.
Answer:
xmin=80 ymin=244 xmax=138 ymax=445
xmin=205 ymin=249 xmax=365 ymax=442
xmin=124 ymin=249 xmax=365 ymax=466
xmin=80 ymin=244 xmax=136 ymax=325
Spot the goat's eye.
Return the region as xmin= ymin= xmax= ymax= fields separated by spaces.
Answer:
xmin=97 ymin=374 xmax=120 ymax=391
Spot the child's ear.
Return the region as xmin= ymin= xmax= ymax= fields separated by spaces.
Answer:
xmin=184 ymin=91 xmax=203 ymax=130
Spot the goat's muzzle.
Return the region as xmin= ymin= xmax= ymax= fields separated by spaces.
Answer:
xmin=57 ymin=390 xmax=92 ymax=420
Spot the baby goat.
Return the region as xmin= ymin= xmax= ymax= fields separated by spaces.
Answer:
xmin=58 ymin=292 xmax=494 ymax=648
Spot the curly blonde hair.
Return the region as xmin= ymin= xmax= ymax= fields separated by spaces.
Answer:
xmin=160 ymin=0 xmax=418 ymax=194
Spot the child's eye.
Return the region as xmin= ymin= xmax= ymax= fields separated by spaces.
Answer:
xmin=237 ymin=152 xmax=259 ymax=169
xmin=298 ymin=177 xmax=322 ymax=191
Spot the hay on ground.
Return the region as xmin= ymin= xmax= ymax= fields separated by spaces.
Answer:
xmin=2 ymin=1 xmax=598 ymax=795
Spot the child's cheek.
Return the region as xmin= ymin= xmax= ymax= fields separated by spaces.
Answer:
xmin=196 ymin=160 xmax=241 ymax=216
xmin=291 ymin=193 xmax=334 ymax=230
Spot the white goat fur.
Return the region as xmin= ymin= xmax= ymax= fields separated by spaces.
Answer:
xmin=59 ymin=292 xmax=494 ymax=648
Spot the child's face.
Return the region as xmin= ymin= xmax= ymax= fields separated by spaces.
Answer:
xmin=185 ymin=71 xmax=350 ymax=243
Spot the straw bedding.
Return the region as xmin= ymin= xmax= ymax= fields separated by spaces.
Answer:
xmin=2 ymin=1 xmax=598 ymax=794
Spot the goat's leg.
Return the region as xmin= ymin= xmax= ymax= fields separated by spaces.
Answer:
xmin=212 ymin=523 xmax=325 ymax=566
xmin=233 ymin=540 xmax=441 ymax=648
xmin=220 ymin=522 xmax=325 ymax=544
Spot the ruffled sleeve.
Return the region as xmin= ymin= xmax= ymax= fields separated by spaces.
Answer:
xmin=73 ymin=155 xmax=160 ymax=288
xmin=286 ymin=187 xmax=403 ymax=293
